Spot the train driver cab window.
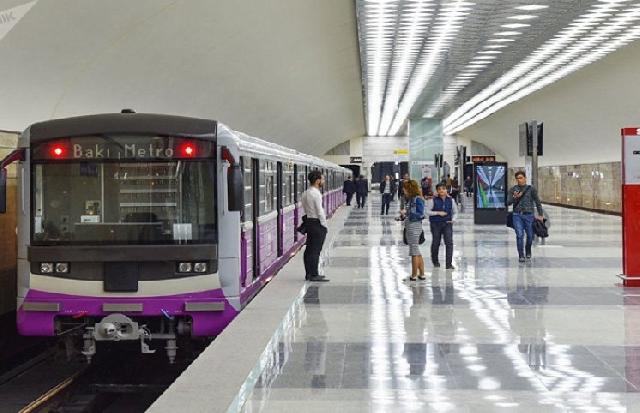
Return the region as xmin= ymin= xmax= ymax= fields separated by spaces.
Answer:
xmin=31 ymin=135 xmax=216 ymax=245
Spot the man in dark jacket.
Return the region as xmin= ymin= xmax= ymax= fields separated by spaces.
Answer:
xmin=342 ymin=176 xmax=355 ymax=206
xmin=426 ymin=183 xmax=459 ymax=269
xmin=507 ymin=171 xmax=544 ymax=263
xmin=355 ymin=175 xmax=368 ymax=208
xmin=379 ymin=175 xmax=396 ymax=215
xmin=398 ymin=173 xmax=410 ymax=210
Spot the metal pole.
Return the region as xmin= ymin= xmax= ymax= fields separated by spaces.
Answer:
xmin=530 ymin=120 xmax=538 ymax=189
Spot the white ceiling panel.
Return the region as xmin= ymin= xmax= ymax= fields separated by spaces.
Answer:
xmin=0 ymin=0 xmax=365 ymax=155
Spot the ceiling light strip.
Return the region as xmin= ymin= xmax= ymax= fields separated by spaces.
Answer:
xmin=384 ymin=0 xmax=474 ymax=136
xmin=363 ymin=1 xmax=398 ymax=135
xmin=377 ymin=1 xmax=434 ymax=136
xmin=441 ymin=1 xmax=627 ymax=132
xmin=444 ymin=4 xmax=640 ymax=134
xmin=446 ymin=23 xmax=640 ymax=134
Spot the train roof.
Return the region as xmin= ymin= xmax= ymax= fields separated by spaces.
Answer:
xmin=218 ymin=123 xmax=348 ymax=171
xmin=23 ymin=113 xmax=216 ymax=145
xmin=19 ymin=112 xmax=347 ymax=172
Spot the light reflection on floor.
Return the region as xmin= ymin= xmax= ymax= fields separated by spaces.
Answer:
xmin=241 ymin=195 xmax=636 ymax=412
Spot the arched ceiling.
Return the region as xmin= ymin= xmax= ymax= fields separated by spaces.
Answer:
xmin=0 ymin=0 xmax=365 ymax=155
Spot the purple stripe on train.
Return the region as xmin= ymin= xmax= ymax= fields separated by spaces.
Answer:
xmin=18 ymin=288 xmax=236 ymax=337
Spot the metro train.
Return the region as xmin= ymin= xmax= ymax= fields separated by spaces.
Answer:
xmin=0 ymin=112 xmax=349 ymax=362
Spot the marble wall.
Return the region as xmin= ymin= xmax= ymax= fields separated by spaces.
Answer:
xmin=509 ymin=162 xmax=621 ymax=213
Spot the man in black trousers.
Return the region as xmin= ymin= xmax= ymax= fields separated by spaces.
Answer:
xmin=301 ymin=170 xmax=330 ymax=282
xmin=426 ymin=183 xmax=458 ymax=269
xmin=355 ymin=175 xmax=368 ymax=208
xmin=342 ymin=175 xmax=355 ymax=206
xmin=379 ymin=175 xmax=396 ymax=215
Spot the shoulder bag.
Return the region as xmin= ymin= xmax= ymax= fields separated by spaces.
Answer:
xmin=506 ymin=186 xmax=530 ymax=228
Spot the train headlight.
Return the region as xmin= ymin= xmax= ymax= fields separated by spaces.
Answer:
xmin=178 ymin=262 xmax=192 ymax=273
xmin=55 ymin=262 xmax=69 ymax=273
xmin=40 ymin=263 xmax=54 ymax=273
xmin=193 ymin=262 xmax=207 ymax=273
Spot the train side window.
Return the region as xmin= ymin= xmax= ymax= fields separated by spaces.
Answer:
xmin=261 ymin=160 xmax=276 ymax=215
xmin=295 ymin=164 xmax=305 ymax=202
xmin=241 ymin=157 xmax=253 ymax=222
xmin=259 ymin=160 xmax=270 ymax=215
xmin=282 ymin=164 xmax=294 ymax=206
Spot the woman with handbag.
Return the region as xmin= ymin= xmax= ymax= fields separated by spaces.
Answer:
xmin=401 ymin=180 xmax=426 ymax=281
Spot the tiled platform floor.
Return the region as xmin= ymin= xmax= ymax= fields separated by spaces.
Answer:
xmin=241 ymin=194 xmax=638 ymax=412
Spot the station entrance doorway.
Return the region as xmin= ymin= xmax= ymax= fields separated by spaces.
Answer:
xmin=340 ymin=164 xmax=360 ymax=178
xmin=371 ymin=161 xmax=408 ymax=183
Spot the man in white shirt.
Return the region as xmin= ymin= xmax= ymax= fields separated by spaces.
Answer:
xmin=301 ymin=170 xmax=329 ymax=282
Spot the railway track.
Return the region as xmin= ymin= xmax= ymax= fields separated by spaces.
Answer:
xmin=11 ymin=338 xmax=211 ymax=413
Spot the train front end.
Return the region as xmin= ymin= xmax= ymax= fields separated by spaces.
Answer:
xmin=4 ymin=113 xmax=237 ymax=362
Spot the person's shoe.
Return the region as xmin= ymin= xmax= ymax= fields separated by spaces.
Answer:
xmin=308 ymin=275 xmax=329 ymax=282
xmin=433 ymin=262 xmax=441 ymax=268
xmin=418 ymin=274 xmax=426 ymax=281
xmin=526 ymin=255 xmax=531 ymax=260
xmin=446 ymin=265 xmax=455 ymax=270
xmin=518 ymin=257 xmax=526 ymax=263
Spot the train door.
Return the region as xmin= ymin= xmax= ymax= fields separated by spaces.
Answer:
xmin=251 ymin=158 xmax=260 ymax=279
xmin=239 ymin=156 xmax=257 ymax=286
xmin=276 ymin=162 xmax=283 ymax=257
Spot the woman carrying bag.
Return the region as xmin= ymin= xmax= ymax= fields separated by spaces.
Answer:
xmin=401 ymin=180 xmax=426 ymax=281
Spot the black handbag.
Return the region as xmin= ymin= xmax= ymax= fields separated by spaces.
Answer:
xmin=533 ymin=219 xmax=549 ymax=238
xmin=507 ymin=186 xmax=530 ymax=228
xmin=403 ymin=227 xmax=426 ymax=245
xmin=296 ymin=215 xmax=308 ymax=235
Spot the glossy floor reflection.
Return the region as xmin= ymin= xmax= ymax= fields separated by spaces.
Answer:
xmin=242 ymin=195 xmax=638 ymax=412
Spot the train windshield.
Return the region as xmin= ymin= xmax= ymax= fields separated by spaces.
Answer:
xmin=31 ymin=136 xmax=216 ymax=245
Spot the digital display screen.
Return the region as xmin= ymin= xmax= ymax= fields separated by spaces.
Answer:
xmin=475 ymin=164 xmax=506 ymax=209
xmin=31 ymin=135 xmax=215 ymax=161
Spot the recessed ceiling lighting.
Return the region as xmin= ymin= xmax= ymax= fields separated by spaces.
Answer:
xmin=478 ymin=50 xmax=502 ymax=54
xmin=494 ymin=31 xmax=522 ymax=36
xmin=484 ymin=44 xmax=509 ymax=49
xmin=501 ymin=23 xmax=530 ymax=28
xmin=516 ymin=5 xmax=549 ymax=11
xmin=508 ymin=14 xmax=538 ymax=20
xmin=489 ymin=38 xmax=516 ymax=42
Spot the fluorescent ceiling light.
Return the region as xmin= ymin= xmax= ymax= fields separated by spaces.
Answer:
xmin=509 ymin=14 xmax=538 ymax=20
xmin=442 ymin=2 xmax=640 ymax=135
xmin=488 ymin=38 xmax=516 ymax=42
xmin=501 ymin=23 xmax=530 ymax=28
xmin=376 ymin=0 xmax=434 ymax=136
xmin=494 ymin=31 xmax=522 ymax=36
xmin=383 ymin=0 xmax=472 ymax=135
xmin=516 ymin=5 xmax=549 ymax=11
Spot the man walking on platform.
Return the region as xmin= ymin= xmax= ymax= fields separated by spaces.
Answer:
xmin=342 ymin=175 xmax=355 ymax=206
xmin=301 ymin=170 xmax=330 ymax=282
xmin=355 ymin=175 xmax=368 ymax=208
xmin=398 ymin=173 xmax=410 ymax=210
xmin=427 ymin=183 xmax=458 ymax=269
xmin=507 ymin=171 xmax=544 ymax=263
xmin=379 ymin=175 xmax=396 ymax=215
